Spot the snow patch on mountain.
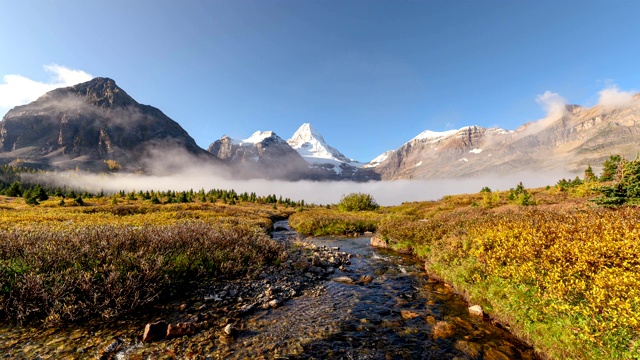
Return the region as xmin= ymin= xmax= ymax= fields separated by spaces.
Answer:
xmin=411 ymin=129 xmax=459 ymax=142
xmin=229 ymin=131 xmax=276 ymax=146
xmin=287 ymin=123 xmax=362 ymax=170
xmin=363 ymin=150 xmax=394 ymax=168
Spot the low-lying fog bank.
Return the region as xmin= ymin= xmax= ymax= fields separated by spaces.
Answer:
xmin=23 ymin=169 xmax=572 ymax=206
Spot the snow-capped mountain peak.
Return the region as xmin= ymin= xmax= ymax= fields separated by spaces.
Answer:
xmin=287 ymin=123 xmax=361 ymax=167
xmin=288 ymin=123 xmax=327 ymax=147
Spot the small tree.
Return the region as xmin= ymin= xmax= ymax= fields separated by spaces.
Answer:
xmin=74 ymin=196 xmax=84 ymax=206
xmin=508 ymin=182 xmax=535 ymax=206
xmin=600 ymin=155 xmax=622 ymax=181
xmin=584 ymin=165 xmax=597 ymax=182
xmin=593 ymin=156 xmax=640 ymax=206
xmin=25 ymin=195 xmax=39 ymax=206
xmin=337 ymin=193 xmax=379 ymax=212
xmin=34 ymin=185 xmax=48 ymax=201
xmin=5 ymin=181 xmax=22 ymax=197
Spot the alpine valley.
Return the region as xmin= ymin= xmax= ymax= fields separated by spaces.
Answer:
xmin=1 ymin=77 xmax=639 ymax=181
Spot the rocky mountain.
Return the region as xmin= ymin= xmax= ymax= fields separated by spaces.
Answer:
xmin=208 ymin=125 xmax=379 ymax=181
xmin=370 ymin=97 xmax=640 ymax=180
xmin=287 ymin=123 xmax=362 ymax=167
xmin=0 ymin=77 xmax=211 ymax=171
xmin=207 ymin=131 xmax=310 ymax=180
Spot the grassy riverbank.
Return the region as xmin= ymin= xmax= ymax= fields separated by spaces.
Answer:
xmin=289 ymin=186 xmax=640 ymax=359
xmin=0 ymin=196 xmax=294 ymax=325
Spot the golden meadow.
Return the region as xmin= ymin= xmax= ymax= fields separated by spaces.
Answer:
xmin=0 ymin=186 xmax=298 ymax=325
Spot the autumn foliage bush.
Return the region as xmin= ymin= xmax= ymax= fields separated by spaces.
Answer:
xmin=289 ymin=209 xmax=382 ymax=236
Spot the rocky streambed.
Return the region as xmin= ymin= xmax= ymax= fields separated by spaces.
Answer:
xmin=0 ymin=221 xmax=537 ymax=359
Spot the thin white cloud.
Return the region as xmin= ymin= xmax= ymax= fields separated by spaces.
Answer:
xmin=535 ymin=90 xmax=567 ymax=119
xmin=0 ymin=65 xmax=93 ymax=109
xmin=597 ymin=84 xmax=635 ymax=108
xmin=515 ymin=90 xmax=569 ymax=137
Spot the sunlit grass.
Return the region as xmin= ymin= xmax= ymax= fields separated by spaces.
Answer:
xmin=0 ymin=196 xmax=292 ymax=325
xmin=289 ymin=186 xmax=640 ymax=359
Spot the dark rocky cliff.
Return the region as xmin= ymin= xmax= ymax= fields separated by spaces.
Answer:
xmin=0 ymin=77 xmax=210 ymax=171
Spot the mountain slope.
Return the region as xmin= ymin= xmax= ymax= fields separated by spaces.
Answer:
xmin=372 ymin=98 xmax=640 ymax=180
xmin=0 ymin=77 xmax=210 ymax=171
xmin=207 ymin=131 xmax=310 ymax=179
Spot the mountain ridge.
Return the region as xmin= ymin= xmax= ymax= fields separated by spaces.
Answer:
xmin=369 ymin=98 xmax=640 ymax=179
xmin=2 ymin=77 xmax=640 ymax=181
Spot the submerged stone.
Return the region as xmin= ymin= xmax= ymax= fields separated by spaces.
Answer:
xmin=166 ymin=322 xmax=196 ymax=339
xmin=143 ymin=321 xmax=168 ymax=342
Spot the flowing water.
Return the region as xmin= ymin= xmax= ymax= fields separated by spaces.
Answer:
xmin=0 ymin=221 xmax=537 ymax=359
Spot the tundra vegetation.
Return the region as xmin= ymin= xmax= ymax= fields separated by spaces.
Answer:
xmin=0 ymin=171 xmax=302 ymax=325
xmin=290 ymin=155 xmax=640 ymax=360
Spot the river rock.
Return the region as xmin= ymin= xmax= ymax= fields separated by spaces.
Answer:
xmin=311 ymin=254 xmax=322 ymax=267
xmin=455 ymin=340 xmax=482 ymax=358
xmin=239 ymin=302 xmax=256 ymax=314
xmin=400 ymin=310 xmax=420 ymax=319
xmin=204 ymin=294 xmax=222 ymax=302
xmin=143 ymin=320 xmax=168 ymax=342
xmin=358 ymin=275 xmax=373 ymax=284
xmin=433 ymin=321 xmax=455 ymax=339
xmin=100 ymin=338 xmax=122 ymax=357
xmin=468 ymin=305 xmax=484 ymax=317
xmin=370 ymin=237 xmax=388 ymax=248
xmin=333 ymin=276 xmax=354 ymax=284
xmin=223 ymin=324 xmax=238 ymax=338
xmin=166 ymin=322 xmax=196 ymax=339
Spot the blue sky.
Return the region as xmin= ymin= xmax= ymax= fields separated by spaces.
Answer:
xmin=1 ymin=0 xmax=639 ymax=162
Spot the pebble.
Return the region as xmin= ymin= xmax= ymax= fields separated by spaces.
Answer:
xmin=468 ymin=305 xmax=484 ymax=317
xmin=333 ymin=276 xmax=355 ymax=284
xmin=223 ymin=324 xmax=238 ymax=338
